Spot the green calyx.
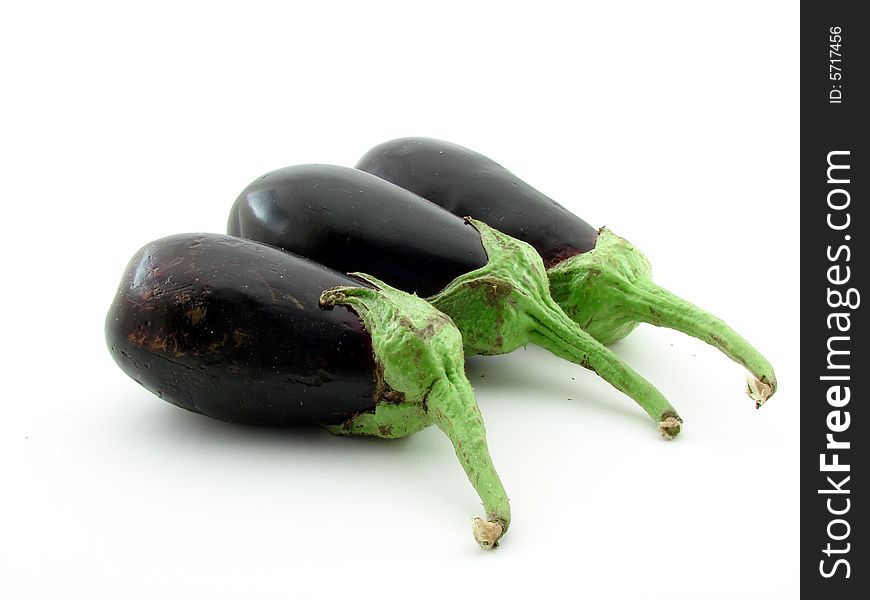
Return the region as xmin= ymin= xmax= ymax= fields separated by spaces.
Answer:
xmin=428 ymin=219 xmax=681 ymax=439
xmin=547 ymin=228 xmax=777 ymax=406
xmin=320 ymin=274 xmax=510 ymax=549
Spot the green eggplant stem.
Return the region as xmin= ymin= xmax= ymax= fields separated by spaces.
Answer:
xmin=427 ymin=373 xmax=511 ymax=549
xmin=428 ymin=219 xmax=682 ymax=438
xmin=321 ymin=273 xmax=509 ymax=549
xmin=526 ymin=299 xmax=682 ymax=439
xmin=547 ymin=228 xmax=777 ymax=407
xmin=620 ymin=280 xmax=777 ymax=407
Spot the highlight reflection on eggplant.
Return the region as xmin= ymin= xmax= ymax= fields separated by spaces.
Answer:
xmin=106 ymin=233 xmax=510 ymax=548
xmin=357 ymin=137 xmax=777 ymax=407
xmin=228 ymin=165 xmax=682 ymax=438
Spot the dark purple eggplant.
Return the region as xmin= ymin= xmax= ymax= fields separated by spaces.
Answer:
xmin=228 ymin=165 xmax=682 ymax=438
xmin=226 ymin=166 xmax=488 ymax=298
xmin=356 ymin=137 xmax=777 ymax=406
xmin=106 ymin=233 xmax=377 ymax=425
xmin=106 ymin=233 xmax=510 ymax=548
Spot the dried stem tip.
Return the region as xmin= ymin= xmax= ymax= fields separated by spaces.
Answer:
xmin=472 ymin=517 xmax=505 ymax=550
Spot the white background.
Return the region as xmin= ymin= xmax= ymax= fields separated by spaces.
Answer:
xmin=1 ymin=1 xmax=799 ymax=598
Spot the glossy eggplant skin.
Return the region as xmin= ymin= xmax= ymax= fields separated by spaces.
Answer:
xmin=228 ymin=164 xmax=489 ymax=298
xmin=106 ymin=233 xmax=377 ymax=425
xmin=356 ymin=137 xmax=600 ymax=268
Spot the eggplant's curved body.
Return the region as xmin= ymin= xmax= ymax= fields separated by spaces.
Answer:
xmin=107 ymin=233 xmax=514 ymax=546
xmin=106 ymin=233 xmax=377 ymax=425
xmin=228 ymin=164 xmax=488 ymax=298
xmin=357 ymin=137 xmax=778 ymax=405
xmin=356 ymin=137 xmax=599 ymax=267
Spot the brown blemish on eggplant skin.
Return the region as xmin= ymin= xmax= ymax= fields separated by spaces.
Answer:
xmin=187 ymin=305 xmax=207 ymax=325
xmin=106 ymin=233 xmax=381 ymax=426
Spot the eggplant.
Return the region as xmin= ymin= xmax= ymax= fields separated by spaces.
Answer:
xmin=106 ymin=233 xmax=510 ymax=548
xmin=228 ymin=165 xmax=682 ymax=438
xmin=357 ymin=138 xmax=777 ymax=406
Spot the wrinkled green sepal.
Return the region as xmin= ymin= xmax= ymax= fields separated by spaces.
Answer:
xmin=320 ymin=274 xmax=511 ymax=547
xmin=548 ymin=228 xmax=777 ymax=404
